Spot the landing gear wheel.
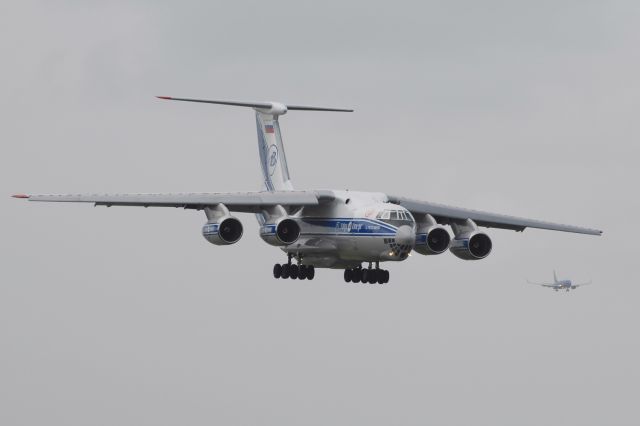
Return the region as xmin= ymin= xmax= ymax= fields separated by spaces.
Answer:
xmin=361 ymin=269 xmax=369 ymax=283
xmin=289 ymin=264 xmax=299 ymax=279
xmin=344 ymin=269 xmax=353 ymax=282
xmin=352 ymin=268 xmax=362 ymax=283
xmin=383 ymin=270 xmax=390 ymax=283
xmin=273 ymin=264 xmax=282 ymax=279
xmin=281 ymin=264 xmax=290 ymax=279
xmin=298 ymin=265 xmax=307 ymax=280
xmin=368 ymin=269 xmax=377 ymax=284
xmin=306 ymin=265 xmax=315 ymax=280
xmin=377 ymin=270 xmax=385 ymax=284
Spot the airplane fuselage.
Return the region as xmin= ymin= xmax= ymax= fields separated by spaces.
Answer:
xmin=265 ymin=191 xmax=417 ymax=268
xmin=551 ymin=280 xmax=574 ymax=291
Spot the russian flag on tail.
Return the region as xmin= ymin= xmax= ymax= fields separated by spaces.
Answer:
xmin=264 ymin=124 xmax=275 ymax=134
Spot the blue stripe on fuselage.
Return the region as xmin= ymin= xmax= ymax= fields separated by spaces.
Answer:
xmin=301 ymin=218 xmax=397 ymax=236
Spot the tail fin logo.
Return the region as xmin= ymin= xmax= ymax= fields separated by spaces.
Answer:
xmin=267 ymin=144 xmax=278 ymax=176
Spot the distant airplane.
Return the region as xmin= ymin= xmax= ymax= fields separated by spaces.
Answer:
xmin=13 ymin=97 xmax=602 ymax=284
xmin=527 ymin=270 xmax=591 ymax=292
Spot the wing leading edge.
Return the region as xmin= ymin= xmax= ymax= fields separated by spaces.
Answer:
xmin=15 ymin=190 xmax=335 ymax=213
xmin=387 ymin=195 xmax=602 ymax=236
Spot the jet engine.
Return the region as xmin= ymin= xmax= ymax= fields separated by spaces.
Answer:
xmin=202 ymin=216 xmax=243 ymax=245
xmin=414 ymin=226 xmax=451 ymax=255
xmin=414 ymin=213 xmax=451 ymax=255
xmin=450 ymin=232 xmax=492 ymax=260
xmin=449 ymin=219 xmax=492 ymax=260
xmin=260 ymin=217 xmax=301 ymax=246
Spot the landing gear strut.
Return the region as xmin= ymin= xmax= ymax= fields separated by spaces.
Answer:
xmin=344 ymin=262 xmax=389 ymax=284
xmin=273 ymin=253 xmax=315 ymax=281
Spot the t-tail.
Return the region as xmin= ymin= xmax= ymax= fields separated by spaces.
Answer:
xmin=553 ymin=270 xmax=559 ymax=284
xmin=156 ymin=96 xmax=353 ymax=192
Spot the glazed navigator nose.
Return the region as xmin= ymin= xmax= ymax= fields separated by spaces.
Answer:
xmin=395 ymin=225 xmax=415 ymax=247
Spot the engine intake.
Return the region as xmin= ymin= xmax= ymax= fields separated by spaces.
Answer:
xmin=450 ymin=232 xmax=492 ymax=260
xmin=414 ymin=226 xmax=451 ymax=255
xmin=260 ymin=218 xmax=301 ymax=246
xmin=202 ymin=216 xmax=243 ymax=245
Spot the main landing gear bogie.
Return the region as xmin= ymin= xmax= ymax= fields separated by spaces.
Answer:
xmin=344 ymin=263 xmax=389 ymax=284
xmin=273 ymin=254 xmax=315 ymax=281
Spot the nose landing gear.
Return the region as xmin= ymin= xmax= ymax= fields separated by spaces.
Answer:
xmin=273 ymin=253 xmax=315 ymax=280
xmin=344 ymin=262 xmax=389 ymax=284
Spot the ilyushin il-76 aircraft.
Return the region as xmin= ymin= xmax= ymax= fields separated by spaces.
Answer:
xmin=528 ymin=271 xmax=592 ymax=292
xmin=13 ymin=97 xmax=603 ymax=284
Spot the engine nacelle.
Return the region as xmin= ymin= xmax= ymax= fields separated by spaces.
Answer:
xmin=450 ymin=232 xmax=492 ymax=260
xmin=414 ymin=226 xmax=451 ymax=255
xmin=202 ymin=216 xmax=243 ymax=245
xmin=260 ymin=218 xmax=301 ymax=246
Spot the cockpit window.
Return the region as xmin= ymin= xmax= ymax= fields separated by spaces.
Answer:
xmin=376 ymin=210 xmax=391 ymax=220
xmin=377 ymin=209 xmax=414 ymax=225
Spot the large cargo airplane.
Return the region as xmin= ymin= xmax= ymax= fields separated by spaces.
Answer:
xmin=13 ymin=97 xmax=602 ymax=284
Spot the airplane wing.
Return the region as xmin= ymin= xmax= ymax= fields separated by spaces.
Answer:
xmin=387 ymin=195 xmax=602 ymax=236
xmin=12 ymin=190 xmax=335 ymax=213
xmin=526 ymin=280 xmax=556 ymax=287
xmin=573 ymin=280 xmax=592 ymax=287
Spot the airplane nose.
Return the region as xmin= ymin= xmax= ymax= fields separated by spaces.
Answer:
xmin=395 ymin=225 xmax=415 ymax=247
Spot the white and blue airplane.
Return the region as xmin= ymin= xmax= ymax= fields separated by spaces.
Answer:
xmin=13 ymin=97 xmax=602 ymax=284
xmin=528 ymin=270 xmax=592 ymax=292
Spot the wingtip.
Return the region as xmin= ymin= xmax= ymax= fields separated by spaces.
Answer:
xmin=12 ymin=194 xmax=30 ymax=199
xmin=156 ymin=96 xmax=172 ymax=100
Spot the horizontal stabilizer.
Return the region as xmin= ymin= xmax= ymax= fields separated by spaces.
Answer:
xmin=156 ymin=96 xmax=353 ymax=113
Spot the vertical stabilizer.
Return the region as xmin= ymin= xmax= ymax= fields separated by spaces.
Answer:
xmin=553 ymin=270 xmax=559 ymax=283
xmin=255 ymin=111 xmax=294 ymax=192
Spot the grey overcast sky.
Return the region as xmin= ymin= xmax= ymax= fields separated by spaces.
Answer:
xmin=1 ymin=1 xmax=639 ymax=425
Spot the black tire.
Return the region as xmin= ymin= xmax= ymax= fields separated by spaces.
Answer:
xmin=352 ymin=268 xmax=362 ymax=283
xmin=281 ymin=264 xmax=290 ymax=279
xmin=377 ymin=270 xmax=385 ymax=284
xmin=306 ymin=265 xmax=315 ymax=280
xmin=290 ymin=264 xmax=299 ymax=279
xmin=273 ymin=264 xmax=282 ymax=279
xmin=361 ymin=269 xmax=369 ymax=283
xmin=368 ymin=269 xmax=377 ymax=284
xmin=298 ymin=265 xmax=307 ymax=280
xmin=344 ymin=269 xmax=353 ymax=282
xmin=383 ymin=270 xmax=389 ymax=283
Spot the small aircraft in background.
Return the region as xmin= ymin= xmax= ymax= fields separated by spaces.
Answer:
xmin=527 ymin=271 xmax=591 ymax=292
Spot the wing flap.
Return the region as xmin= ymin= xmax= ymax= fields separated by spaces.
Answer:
xmin=388 ymin=195 xmax=602 ymax=236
